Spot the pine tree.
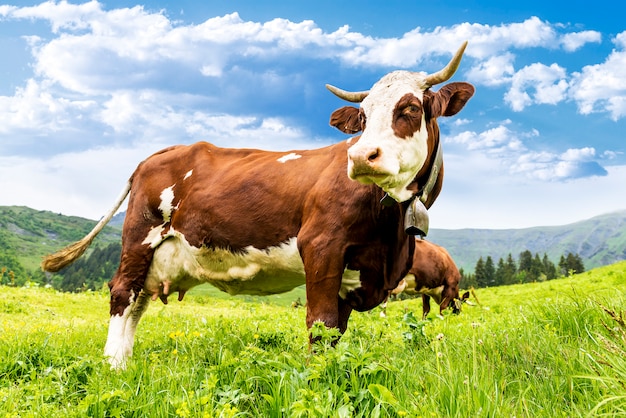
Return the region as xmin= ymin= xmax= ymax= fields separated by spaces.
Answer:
xmin=530 ymin=253 xmax=543 ymax=281
xmin=494 ymin=257 xmax=506 ymax=286
xmin=459 ymin=267 xmax=477 ymax=288
xmin=474 ymin=257 xmax=488 ymax=288
xmin=573 ymin=253 xmax=585 ymax=274
xmin=471 ymin=250 xmax=581 ymax=286
xmin=559 ymin=254 xmax=567 ymax=276
xmin=565 ymin=252 xmax=585 ymax=275
xmin=518 ymin=250 xmax=533 ymax=275
xmin=542 ymin=253 xmax=557 ymax=280
xmin=484 ymin=256 xmax=496 ymax=287
xmin=504 ymin=254 xmax=517 ymax=285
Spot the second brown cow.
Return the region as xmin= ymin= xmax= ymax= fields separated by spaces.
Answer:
xmin=388 ymin=238 xmax=469 ymax=318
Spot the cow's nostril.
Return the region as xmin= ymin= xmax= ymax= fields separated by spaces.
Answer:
xmin=367 ymin=148 xmax=381 ymax=162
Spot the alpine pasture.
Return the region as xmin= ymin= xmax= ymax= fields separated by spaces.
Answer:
xmin=1 ymin=261 xmax=626 ymax=417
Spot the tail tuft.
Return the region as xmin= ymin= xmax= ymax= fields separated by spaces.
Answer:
xmin=40 ymin=179 xmax=132 ymax=273
xmin=41 ymin=237 xmax=95 ymax=272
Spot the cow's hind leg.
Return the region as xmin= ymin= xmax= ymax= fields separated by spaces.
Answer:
xmin=104 ymin=207 xmax=160 ymax=368
xmin=104 ymin=289 xmax=151 ymax=369
xmin=104 ymin=247 xmax=154 ymax=369
xmin=421 ymin=294 xmax=431 ymax=319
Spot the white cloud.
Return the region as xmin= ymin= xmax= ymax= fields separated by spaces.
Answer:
xmin=447 ymin=123 xmax=608 ymax=182
xmin=510 ymin=148 xmax=607 ymax=181
xmin=3 ymin=0 xmax=102 ymax=32
xmin=561 ymin=147 xmax=596 ymax=161
xmin=603 ymin=150 xmax=622 ymax=159
xmin=466 ymin=53 xmax=515 ymax=86
xmin=331 ymin=17 xmax=596 ymax=67
xmin=505 ymin=63 xmax=568 ymax=111
xmin=0 ymin=78 xmax=96 ymax=134
xmin=568 ymin=31 xmax=626 ymax=120
xmin=0 ymin=3 xmax=623 ymax=230
xmin=430 ymin=163 xmax=626 ymax=229
xmin=447 ymin=123 xmax=525 ymax=153
xmin=1 ymin=3 xmax=620 ymax=131
xmin=452 ymin=118 xmax=472 ymax=126
xmin=3 ymin=5 xmax=602 ymax=94
xmin=0 ymin=147 xmax=149 ymax=219
xmin=561 ymin=30 xmax=602 ymax=52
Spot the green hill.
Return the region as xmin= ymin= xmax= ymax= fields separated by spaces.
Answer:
xmin=0 ymin=205 xmax=624 ymax=285
xmin=428 ymin=209 xmax=626 ymax=271
xmin=0 ymin=206 xmax=121 ymax=273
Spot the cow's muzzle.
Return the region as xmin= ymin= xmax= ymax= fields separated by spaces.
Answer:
xmin=348 ymin=146 xmax=388 ymax=180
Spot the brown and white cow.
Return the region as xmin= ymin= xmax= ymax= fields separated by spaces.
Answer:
xmin=42 ymin=42 xmax=474 ymax=368
xmin=386 ymin=238 xmax=469 ymax=318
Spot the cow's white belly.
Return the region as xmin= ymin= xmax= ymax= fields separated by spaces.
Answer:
xmin=403 ymin=274 xmax=444 ymax=303
xmin=145 ymin=232 xmax=360 ymax=297
xmin=417 ymin=285 xmax=444 ymax=299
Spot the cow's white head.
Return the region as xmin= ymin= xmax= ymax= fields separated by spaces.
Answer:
xmin=327 ymin=42 xmax=474 ymax=203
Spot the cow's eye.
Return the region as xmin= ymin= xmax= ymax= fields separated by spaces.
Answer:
xmin=403 ymin=105 xmax=420 ymax=115
xmin=359 ymin=111 xmax=367 ymax=128
xmin=392 ymin=94 xmax=423 ymax=138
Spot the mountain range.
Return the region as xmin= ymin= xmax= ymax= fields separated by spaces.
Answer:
xmin=1 ymin=206 xmax=624 ymax=274
xmin=428 ymin=210 xmax=626 ymax=271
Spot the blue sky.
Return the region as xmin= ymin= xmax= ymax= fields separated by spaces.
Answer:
xmin=0 ymin=0 xmax=624 ymax=229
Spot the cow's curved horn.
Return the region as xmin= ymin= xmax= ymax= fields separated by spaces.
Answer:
xmin=325 ymin=84 xmax=369 ymax=103
xmin=423 ymin=41 xmax=468 ymax=88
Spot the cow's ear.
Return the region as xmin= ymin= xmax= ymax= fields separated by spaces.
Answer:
xmin=426 ymin=82 xmax=474 ymax=118
xmin=330 ymin=106 xmax=362 ymax=134
xmin=461 ymin=291 xmax=470 ymax=300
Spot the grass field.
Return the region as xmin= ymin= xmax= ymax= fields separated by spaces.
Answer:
xmin=1 ymin=261 xmax=626 ymax=417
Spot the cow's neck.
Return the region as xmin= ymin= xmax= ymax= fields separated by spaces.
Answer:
xmin=379 ymin=137 xmax=443 ymax=208
xmin=416 ymin=137 xmax=442 ymax=205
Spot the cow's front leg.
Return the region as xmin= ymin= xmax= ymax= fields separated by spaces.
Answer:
xmin=306 ymin=297 xmax=351 ymax=366
xmin=299 ymin=233 xmax=348 ymax=345
xmin=337 ymin=297 xmax=353 ymax=333
xmin=305 ymin=295 xmax=353 ymax=347
xmin=305 ymin=274 xmax=341 ymax=342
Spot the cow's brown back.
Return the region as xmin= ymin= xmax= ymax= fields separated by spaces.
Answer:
xmin=409 ymin=239 xmax=460 ymax=288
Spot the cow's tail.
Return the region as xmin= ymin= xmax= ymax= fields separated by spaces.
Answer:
xmin=41 ymin=180 xmax=132 ymax=273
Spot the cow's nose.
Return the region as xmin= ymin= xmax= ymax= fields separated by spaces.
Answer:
xmin=367 ymin=147 xmax=381 ymax=163
xmin=350 ymin=146 xmax=382 ymax=167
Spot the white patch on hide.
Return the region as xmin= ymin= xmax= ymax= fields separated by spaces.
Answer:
xmin=417 ymin=284 xmax=445 ymax=304
xmin=184 ymin=170 xmax=193 ymax=180
xmin=339 ymin=269 xmax=361 ymax=299
xmin=142 ymin=185 xmax=179 ymax=248
xmin=402 ymin=273 xmax=417 ymax=293
xmin=103 ymin=290 xmax=137 ymax=369
xmin=146 ymin=235 xmax=307 ymax=296
xmin=158 ymin=185 xmax=176 ymax=222
xmin=104 ymin=311 xmax=129 ymax=369
xmin=277 ymin=153 xmax=302 ymax=163
xmin=142 ymin=224 xmax=166 ymax=248
xmin=145 ymin=234 xmax=365 ymax=298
